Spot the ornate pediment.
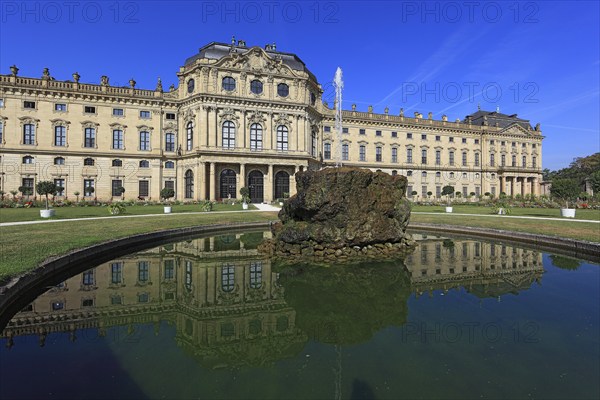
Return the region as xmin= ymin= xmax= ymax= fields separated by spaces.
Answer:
xmin=136 ymin=125 xmax=154 ymax=131
xmin=499 ymin=123 xmax=530 ymax=136
xmin=50 ymin=118 xmax=70 ymax=127
xmin=183 ymin=108 xmax=196 ymax=123
xmin=274 ymin=113 xmax=292 ymax=131
xmin=219 ymin=108 xmax=240 ymax=127
xmin=218 ymin=47 xmax=295 ymax=76
xmin=247 ymin=110 xmax=266 ymax=126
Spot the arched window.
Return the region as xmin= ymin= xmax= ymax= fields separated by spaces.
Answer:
xmin=112 ymin=159 xmax=122 ymax=167
xmin=139 ymin=160 xmax=150 ymax=168
xmin=23 ymin=123 xmax=35 ymax=145
xmin=221 ymin=265 xmax=235 ymax=292
xmin=54 ymin=157 xmax=65 ymax=165
xmin=84 ymin=158 xmax=95 ymax=166
xmin=220 ymin=169 xmax=237 ymax=199
xmin=184 ymin=170 xmax=194 ymax=198
xmin=250 ymin=80 xmax=263 ymax=95
xmin=165 ymin=161 xmax=174 ymax=169
xmin=222 ymin=76 xmax=236 ymax=91
xmin=275 ymin=171 xmax=290 ymax=199
xmin=250 ymin=262 xmax=262 ymax=289
xmin=22 ymin=156 xmax=34 ymax=164
xmin=222 ymin=121 xmax=235 ymax=149
xmin=449 ymin=172 xmax=455 ymax=179
xmin=186 ymin=122 xmax=193 ymax=151
xmin=436 ymin=172 xmax=441 ymax=178
xmin=391 ymin=170 xmax=398 ymax=176
xmin=250 ymin=123 xmax=263 ymax=151
xmin=422 ymin=171 xmax=427 ymax=177
xmin=276 ymin=125 xmax=288 ymax=151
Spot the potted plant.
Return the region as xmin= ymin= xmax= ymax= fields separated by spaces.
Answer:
xmin=10 ymin=190 xmax=18 ymax=201
xmin=550 ymin=178 xmax=579 ymax=218
xmin=441 ymin=185 xmax=454 ymax=212
xmin=107 ymin=202 xmax=126 ymax=215
xmin=36 ymin=181 xmax=58 ymax=218
xmin=116 ymin=186 xmax=126 ymax=200
xmin=74 ymin=191 xmax=80 ymax=203
xmin=240 ymin=186 xmax=250 ymax=210
xmin=411 ymin=190 xmax=418 ymax=201
xmin=160 ymin=187 xmax=175 ymax=213
xmin=492 ymin=201 xmax=512 ymax=215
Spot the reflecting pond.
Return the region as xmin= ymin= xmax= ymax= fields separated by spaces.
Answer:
xmin=0 ymin=231 xmax=598 ymax=399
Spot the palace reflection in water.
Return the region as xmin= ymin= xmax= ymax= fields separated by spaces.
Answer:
xmin=1 ymin=232 xmax=544 ymax=366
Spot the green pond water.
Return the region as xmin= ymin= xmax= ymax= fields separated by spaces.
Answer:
xmin=0 ymin=231 xmax=598 ymax=399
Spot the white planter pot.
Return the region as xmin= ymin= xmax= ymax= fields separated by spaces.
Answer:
xmin=242 ymin=202 xmax=249 ymax=210
xmin=164 ymin=206 xmax=172 ymax=214
xmin=40 ymin=209 xmax=55 ymax=218
xmin=279 ymin=202 xmax=284 ymax=206
xmin=445 ymin=206 xmax=453 ymax=213
xmin=560 ymin=208 xmax=576 ymax=218
xmin=498 ymin=208 xmax=506 ymax=215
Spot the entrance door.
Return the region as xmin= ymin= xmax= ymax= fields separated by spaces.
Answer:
xmin=248 ymin=170 xmax=264 ymax=203
xmin=220 ymin=169 xmax=237 ymax=199
xmin=274 ymin=171 xmax=290 ymax=199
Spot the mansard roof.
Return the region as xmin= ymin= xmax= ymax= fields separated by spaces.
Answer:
xmin=184 ymin=42 xmax=317 ymax=80
xmin=463 ymin=110 xmax=533 ymax=130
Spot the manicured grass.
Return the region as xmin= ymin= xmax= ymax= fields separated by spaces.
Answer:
xmin=411 ymin=213 xmax=600 ymax=243
xmin=412 ymin=204 xmax=600 ymax=221
xmin=0 ymin=212 xmax=277 ymax=282
xmin=0 ymin=203 xmax=256 ymax=223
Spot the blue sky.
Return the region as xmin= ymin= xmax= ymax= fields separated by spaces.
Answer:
xmin=1 ymin=0 xmax=598 ymax=170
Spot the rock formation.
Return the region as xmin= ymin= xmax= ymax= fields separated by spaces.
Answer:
xmin=258 ymin=167 xmax=415 ymax=261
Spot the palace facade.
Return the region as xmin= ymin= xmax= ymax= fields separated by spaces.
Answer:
xmin=0 ymin=40 xmax=544 ymax=202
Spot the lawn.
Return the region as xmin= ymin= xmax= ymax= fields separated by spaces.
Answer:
xmin=0 ymin=203 xmax=256 ymax=223
xmin=411 ymin=204 xmax=600 ymax=221
xmin=0 ymin=211 xmax=277 ymax=282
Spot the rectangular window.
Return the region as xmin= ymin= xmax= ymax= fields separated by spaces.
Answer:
xmin=475 ymin=186 xmax=481 ymax=196
xmin=84 ymin=179 xmax=94 ymax=197
xmin=422 ymin=185 xmax=428 ymax=198
xmin=324 ymin=126 xmax=331 ymax=132
xmin=407 ymin=148 xmax=413 ymax=163
xmin=391 ymin=131 xmax=397 ymax=138
xmin=138 ymin=261 xmax=149 ymax=282
xmin=391 ymin=148 xmax=398 ymax=163
xmin=112 ymin=108 xmax=124 ymax=116
xmin=166 ymin=113 xmax=176 ymax=120
xmin=22 ymin=178 xmax=34 ymax=193
xmin=54 ymin=126 xmax=66 ymax=146
xmin=83 ymin=269 xmax=94 ymax=286
xmin=532 ymin=156 xmax=537 ymax=168
xmin=407 ymin=133 xmax=413 ymax=139
xmin=512 ymin=155 xmax=516 ymax=167
xmin=0 ymin=121 xmax=3 ymax=143
xmin=342 ymin=127 xmax=349 ymax=134
xmin=435 ymin=150 xmax=441 ymax=165
xmin=84 ymin=128 xmax=95 ymax=148
xmin=359 ymin=145 xmax=366 ymax=161
xmin=463 ymin=186 xmax=468 ymax=197
xmin=54 ymin=179 xmax=65 ymax=196
xmin=84 ymin=106 xmax=96 ymax=114
xmin=139 ymin=180 xmax=149 ymax=197
xmin=421 ymin=149 xmax=427 ymax=164
xmin=449 ymin=137 xmax=454 ymax=142
xmin=24 ymin=101 xmax=36 ymax=109
xmin=23 ymin=124 xmax=35 ymax=145
xmin=376 ymin=146 xmax=382 ymax=162
xmin=491 ymin=186 xmax=496 ymax=196
xmin=512 ymin=142 xmax=516 ymax=147
xmin=359 ymin=129 xmax=366 ymax=135
xmin=522 ymin=156 xmax=527 ymax=168
xmin=532 ymin=143 xmax=536 ymax=148
xmin=475 ymin=153 xmax=480 ymax=167
xmin=376 ymin=130 xmax=382 ymax=136
xmin=342 ymin=144 xmax=349 ymax=161
xmin=164 ymin=260 xmax=175 ymax=280
xmin=112 ymin=180 xmax=123 ymax=197
xmin=474 ymin=139 xmax=480 ymax=144
xmin=55 ymin=103 xmax=67 ymax=112
xmin=435 ymin=135 xmax=441 ymax=141
xmin=112 ymin=130 xmax=123 ymax=149
xmin=165 ymin=133 xmax=175 ymax=152
xmin=501 ymin=154 xmax=506 ymax=167
xmin=490 ymin=153 xmax=495 ymax=166
xmin=462 ymin=152 xmax=468 ymax=166
xmin=462 ymin=138 xmax=467 ymax=144
xmin=407 ymin=185 xmax=413 ymax=196
xmin=522 ymin=143 xmax=527 ymax=148
xmin=311 ymin=131 xmax=317 ymax=157
xmin=490 ymin=140 xmax=495 ymax=145
xmin=421 ymin=134 xmax=427 ymax=140
xmin=436 ymin=186 xmax=441 ymax=198
xmin=111 ymin=263 xmax=123 ymax=284
xmin=324 ymin=143 xmax=331 ymax=159
xmin=449 ymin=151 xmax=455 ymax=166
xmin=140 ymin=110 xmax=151 ymax=119
xmin=139 ymin=131 xmax=150 ymax=150
xmin=0 ymin=98 xmax=4 ymax=107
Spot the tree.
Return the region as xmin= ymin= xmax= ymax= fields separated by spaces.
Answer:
xmin=240 ymin=187 xmax=250 ymax=204
xmin=116 ymin=186 xmax=126 ymax=200
xmin=160 ymin=187 xmax=175 ymax=202
xmin=589 ymin=170 xmax=600 ymax=195
xmin=426 ymin=191 xmax=432 ymax=199
xmin=441 ymin=185 xmax=454 ymax=205
xmin=550 ymin=178 xmax=579 ymax=208
xmin=19 ymin=185 xmax=33 ymax=198
xmin=36 ymin=181 xmax=58 ymax=210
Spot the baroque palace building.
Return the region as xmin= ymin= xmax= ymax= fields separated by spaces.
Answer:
xmin=0 ymin=40 xmax=544 ymax=202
